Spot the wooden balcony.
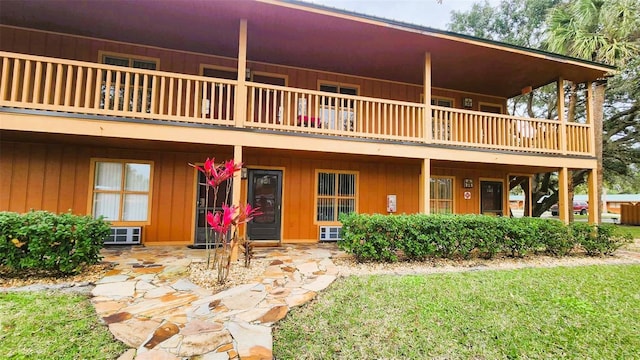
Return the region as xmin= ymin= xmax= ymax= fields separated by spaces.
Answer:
xmin=0 ymin=51 xmax=592 ymax=156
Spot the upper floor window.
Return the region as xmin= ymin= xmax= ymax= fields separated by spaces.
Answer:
xmin=316 ymin=170 xmax=358 ymax=223
xmin=91 ymin=160 xmax=153 ymax=223
xmin=431 ymin=97 xmax=453 ymax=107
xmin=100 ymin=53 xmax=158 ymax=112
xmin=318 ymin=83 xmax=358 ymax=131
xmin=102 ymin=54 xmax=157 ymax=71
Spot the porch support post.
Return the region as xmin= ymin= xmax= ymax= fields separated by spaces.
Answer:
xmin=424 ymin=52 xmax=432 ymax=143
xmin=557 ymin=77 xmax=567 ymax=154
xmin=586 ymin=81 xmax=596 ymax=156
xmin=230 ymin=144 xmax=243 ymax=261
xmin=558 ymin=166 xmax=570 ymax=224
xmin=587 ymin=168 xmax=600 ymax=224
xmin=419 ymin=158 xmax=431 ymax=214
xmin=234 ymin=19 xmax=248 ymax=128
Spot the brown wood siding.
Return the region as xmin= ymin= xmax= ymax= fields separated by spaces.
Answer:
xmin=2 ymin=137 xmax=531 ymax=245
xmin=0 ymin=140 xmax=232 ymax=245
xmin=0 ymin=26 xmax=505 ymax=108
xmin=244 ymin=153 xmax=421 ymax=242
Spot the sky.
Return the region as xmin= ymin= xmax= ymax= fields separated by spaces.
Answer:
xmin=309 ymin=0 xmax=501 ymax=30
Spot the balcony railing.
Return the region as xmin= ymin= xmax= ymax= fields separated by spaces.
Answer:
xmin=0 ymin=51 xmax=592 ymax=155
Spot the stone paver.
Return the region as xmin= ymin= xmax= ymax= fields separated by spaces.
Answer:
xmin=94 ymin=244 xmax=342 ymax=359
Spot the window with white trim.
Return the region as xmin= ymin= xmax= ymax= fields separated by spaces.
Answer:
xmin=430 ymin=177 xmax=453 ymax=214
xmin=101 ymin=53 xmax=158 ymax=112
xmin=431 ymin=98 xmax=453 ymax=107
xmin=319 ymin=83 xmax=358 ymax=131
xmin=91 ymin=160 xmax=152 ymax=222
xmin=316 ymin=171 xmax=357 ymax=222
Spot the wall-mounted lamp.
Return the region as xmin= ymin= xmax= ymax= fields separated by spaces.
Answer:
xmin=463 ymin=178 xmax=474 ymax=188
xmin=463 ymin=97 xmax=473 ymax=108
xmin=245 ymin=68 xmax=251 ymax=80
xmin=241 ymin=168 xmax=248 ymax=179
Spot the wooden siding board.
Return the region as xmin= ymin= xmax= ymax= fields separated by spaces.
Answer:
xmin=42 ymin=144 xmax=62 ymax=212
xmin=0 ymin=142 xmax=15 ymax=210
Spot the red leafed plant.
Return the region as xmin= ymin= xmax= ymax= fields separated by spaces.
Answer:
xmin=190 ymin=158 xmax=261 ymax=283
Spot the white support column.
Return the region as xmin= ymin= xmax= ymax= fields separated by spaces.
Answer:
xmin=234 ymin=19 xmax=248 ymax=128
xmin=558 ymin=167 xmax=570 ymax=224
xmin=230 ymin=144 xmax=243 ymax=261
xmin=424 ymin=52 xmax=432 ymax=143
xmin=587 ymin=168 xmax=600 ymax=224
xmin=557 ymin=77 xmax=567 ymax=154
xmin=419 ymin=158 xmax=431 ymax=214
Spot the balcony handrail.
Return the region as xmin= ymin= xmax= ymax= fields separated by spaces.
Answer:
xmin=247 ymin=80 xmax=422 ymax=108
xmin=0 ymin=51 xmax=237 ymax=86
xmin=0 ymin=50 xmax=592 ymax=155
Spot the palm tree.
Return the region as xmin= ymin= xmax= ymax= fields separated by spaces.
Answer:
xmin=545 ymin=0 xmax=640 ymax=222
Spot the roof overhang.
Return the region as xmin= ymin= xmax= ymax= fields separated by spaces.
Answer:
xmin=0 ymin=0 xmax=615 ymax=98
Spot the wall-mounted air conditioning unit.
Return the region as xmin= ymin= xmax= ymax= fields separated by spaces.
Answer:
xmin=105 ymin=227 xmax=142 ymax=245
xmin=319 ymin=226 xmax=342 ymax=242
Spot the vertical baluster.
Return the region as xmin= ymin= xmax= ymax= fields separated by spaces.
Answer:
xmin=0 ymin=57 xmax=10 ymax=101
xmin=225 ymin=83 xmax=231 ymax=121
xmin=103 ymin=69 xmax=112 ymax=109
xmin=167 ymin=77 xmax=174 ymax=116
xmin=123 ymin=72 xmax=132 ymax=112
xmin=10 ymin=58 xmax=22 ymax=102
xmin=53 ymin=63 xmax=64 ymax=105
xmin=184 ymin=79 xmax=191 ymax=118
xmin=21 ymin=60 xmax=31 ymax=102
xmin=150 ymin=75 xmax=158 ymax=114
xmin=286 ymin=90 xmax=292 ymax=126
xmin=83 ymin=68 xmax=93 ymax=108
xmin=33 ymin=61 xmax=43 ymax=104
xmin=63 ymin=64 xmax=73 ymax=106
xmin=176 ymin=77 xmax=183 ymax=117
xmin=159 ymin=76 xmax=166 ymax=116
xmin=202 ymin=81 xmax=209 ymax=119
xmin=193 ymin=80 xmax=200 ymax=118
xmin=93 ymin=68 xmax=102 ymax=109
xmin=142 ymin=74 xmax=150 ymax=114
xmin=113 ymin=71 xmax=121 ymax=111
xmin=73 ymin=66 xmax=83 ymax=107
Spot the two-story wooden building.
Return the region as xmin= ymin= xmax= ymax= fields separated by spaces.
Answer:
xmin=0 ymin=0 xmax=611 ymax=245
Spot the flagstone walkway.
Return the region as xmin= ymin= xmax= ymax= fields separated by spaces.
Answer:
xmin=94 ymin=244 xmax=342 ymax=360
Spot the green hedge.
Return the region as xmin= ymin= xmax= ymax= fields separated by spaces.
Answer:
xmin=339 ymin=213 xmax=631 ymax=262
xmin=0 ymin=211 xmax=110 ymax=274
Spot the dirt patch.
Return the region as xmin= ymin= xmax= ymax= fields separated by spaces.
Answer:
xmin=0 ymin=262 xmax=115 ymax=288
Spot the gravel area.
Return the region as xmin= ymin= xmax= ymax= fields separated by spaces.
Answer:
xmin=188 ymin=258 xmax=272 ymax=293
xmin=0 ymin=263 xmax=114 ymax=289
xmin=333 ymin=250 xmax=640 ymax=277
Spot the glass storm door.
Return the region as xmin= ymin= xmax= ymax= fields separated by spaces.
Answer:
xmin=247 ymin=170 xmax=283 ymax=241
xmin=194 ymin=172 xmax=231 ymax=246
xmin=480 ymin=181 xmax=504 ymax=216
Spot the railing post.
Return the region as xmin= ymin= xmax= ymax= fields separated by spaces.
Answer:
xmin=558 ymin=166 xmax=570 ymax=224
xmin=557 ymin=77 xmax=567 ymax=154
xmin=230 ymin=144 xmax=243 ymax=261
xmin=234 ymin=19 xmax=248 ymax=128
xmin=419 ymin=158 xmax=431 ymax=214
xmin=587 ymin=167 xmax=600 ymax=224
xmin=423 ymin=52 xmax=432 ymax=143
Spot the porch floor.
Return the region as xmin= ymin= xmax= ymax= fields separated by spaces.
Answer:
xmin=94 ymin=243 xmax=344 ymax=360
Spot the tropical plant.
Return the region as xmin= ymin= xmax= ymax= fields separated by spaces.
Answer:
xmin=190 ymin=158 xmax=260 ymax=283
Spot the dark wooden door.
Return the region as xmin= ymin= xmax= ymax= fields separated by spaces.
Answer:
xmin=480 ymin=181 xmax=504 ymax=216
xmin=247 ymin=170 xmax=283 ymax=241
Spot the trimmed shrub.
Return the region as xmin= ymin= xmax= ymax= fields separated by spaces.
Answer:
xmin=339 ymin=213 xmax=629 ymax=262
xmin=572 ymin=222 xmax=632 ymax=256
xmin=0 ymin=211 xmax=109 ymax=274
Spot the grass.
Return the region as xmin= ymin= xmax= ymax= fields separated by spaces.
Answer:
xmin=274 ymin=265 xmax=640 ymax=359
xmin=618 ymin=225 xmax=640 ymax=239
xmin=0 ymin=292 xmax=126 ymax=359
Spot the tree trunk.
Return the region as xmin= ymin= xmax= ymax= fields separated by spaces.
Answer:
xmin=593 ymin=81 xmax=606 ymax=222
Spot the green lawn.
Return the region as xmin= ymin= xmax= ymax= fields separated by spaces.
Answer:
xmin=618 ymin=225 xmax=640 ymax=239
xmin=0 ymin=292 xmax=126 ymax=359
xmin=274 ymin=265 xmax=640 ymax=359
